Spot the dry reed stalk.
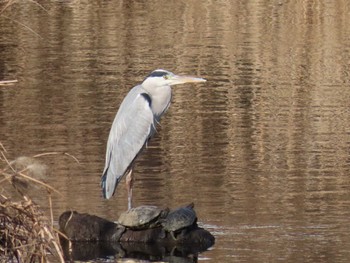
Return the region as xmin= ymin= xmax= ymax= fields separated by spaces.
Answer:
xmin=0 ymin=80 xmax=18 ymax=85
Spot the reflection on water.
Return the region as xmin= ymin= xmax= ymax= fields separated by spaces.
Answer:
xmin=1 ymin=0 xmax=350 ymax=262
xmin=61 ymin=239 xmax=208 ymax=262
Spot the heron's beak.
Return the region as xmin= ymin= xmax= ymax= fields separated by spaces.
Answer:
xmin=169 ymin=75 xmax=207 ymax=86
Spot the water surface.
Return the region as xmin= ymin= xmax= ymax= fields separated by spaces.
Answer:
xmin=1 ymin=1 xmax=350 ymax=262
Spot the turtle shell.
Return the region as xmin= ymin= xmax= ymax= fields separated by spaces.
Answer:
xmin=118 ymin=205 xmax=168 ymax=230
xmin=162 ymin=203 xmax=197 ymax=232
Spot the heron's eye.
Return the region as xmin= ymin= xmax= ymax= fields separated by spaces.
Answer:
xmin=163 ymin=75 xmax=169 ymax=80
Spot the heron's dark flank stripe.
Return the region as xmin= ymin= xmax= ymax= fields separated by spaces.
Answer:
xmin=141 ymin=93 xmax=152 ymax=107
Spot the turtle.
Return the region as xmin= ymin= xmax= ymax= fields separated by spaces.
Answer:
xmin=161 ymin=203 xmax=197 ymax=240
xmin=118 ymin=205 xmax=169 ymax=230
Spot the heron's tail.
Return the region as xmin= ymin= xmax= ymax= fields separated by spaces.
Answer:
xmin=101 ymin=172 xmax=109 ymax=199
xmin=101 ymin=168 xmax=117 ymax=199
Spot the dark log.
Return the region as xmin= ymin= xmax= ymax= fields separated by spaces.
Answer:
xmin=59 ymin=211 xmax=125 ymax=241
xmin=58 ymin=209 xmax=215 ymax=261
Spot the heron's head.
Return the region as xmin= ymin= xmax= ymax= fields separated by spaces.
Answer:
xmin=142 ymin=69 xmax=206 ymax=89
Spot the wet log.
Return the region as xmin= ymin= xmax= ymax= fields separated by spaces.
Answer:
xmin=59 ymin=210 xmax=214 ymax=245
xmin=58 ymin=208 xmax=215 ymax=261
xmin=59 ymin=211 xmax=125 ymax=241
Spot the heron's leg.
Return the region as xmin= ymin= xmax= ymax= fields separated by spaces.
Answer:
xmin=125 ymin=169 xmax=134 ymax=210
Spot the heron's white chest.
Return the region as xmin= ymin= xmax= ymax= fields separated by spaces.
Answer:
xmin=147 ymin=86 xmax=172 ymax=117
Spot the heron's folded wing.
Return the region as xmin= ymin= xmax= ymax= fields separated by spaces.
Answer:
xmin=102 ymin=91 xmax=154 ymax=199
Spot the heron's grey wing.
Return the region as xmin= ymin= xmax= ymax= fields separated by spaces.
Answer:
xmin=101 ymin=88 xmax=154 ymax=199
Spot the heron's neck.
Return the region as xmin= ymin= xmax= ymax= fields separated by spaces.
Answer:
xmin=142 ymin=85 xmax=172 ymax=117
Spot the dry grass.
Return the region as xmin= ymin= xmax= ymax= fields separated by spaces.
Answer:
xmin=0 ymin=195 xmax=65 ymax=262
xmin=0 ymin=146 xmax=66 ymax=263
xmin=0 ymin=0 xmax=15 ymax=14
xmin=1 ymin=0 xmax=47 ymax=14
xmin=0 ymin=0 xmax=46 ymax=39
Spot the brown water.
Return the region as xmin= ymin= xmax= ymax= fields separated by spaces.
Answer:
xmin=1 ymin=0 xmax=350 ymax=262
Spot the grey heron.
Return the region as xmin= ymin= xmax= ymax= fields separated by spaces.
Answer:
xmin=101 ymin=69 xmax=206 ymax=210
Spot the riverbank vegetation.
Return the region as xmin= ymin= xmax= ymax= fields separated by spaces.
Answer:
xmin=0 ymin=146 xmax=65 ymax=263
